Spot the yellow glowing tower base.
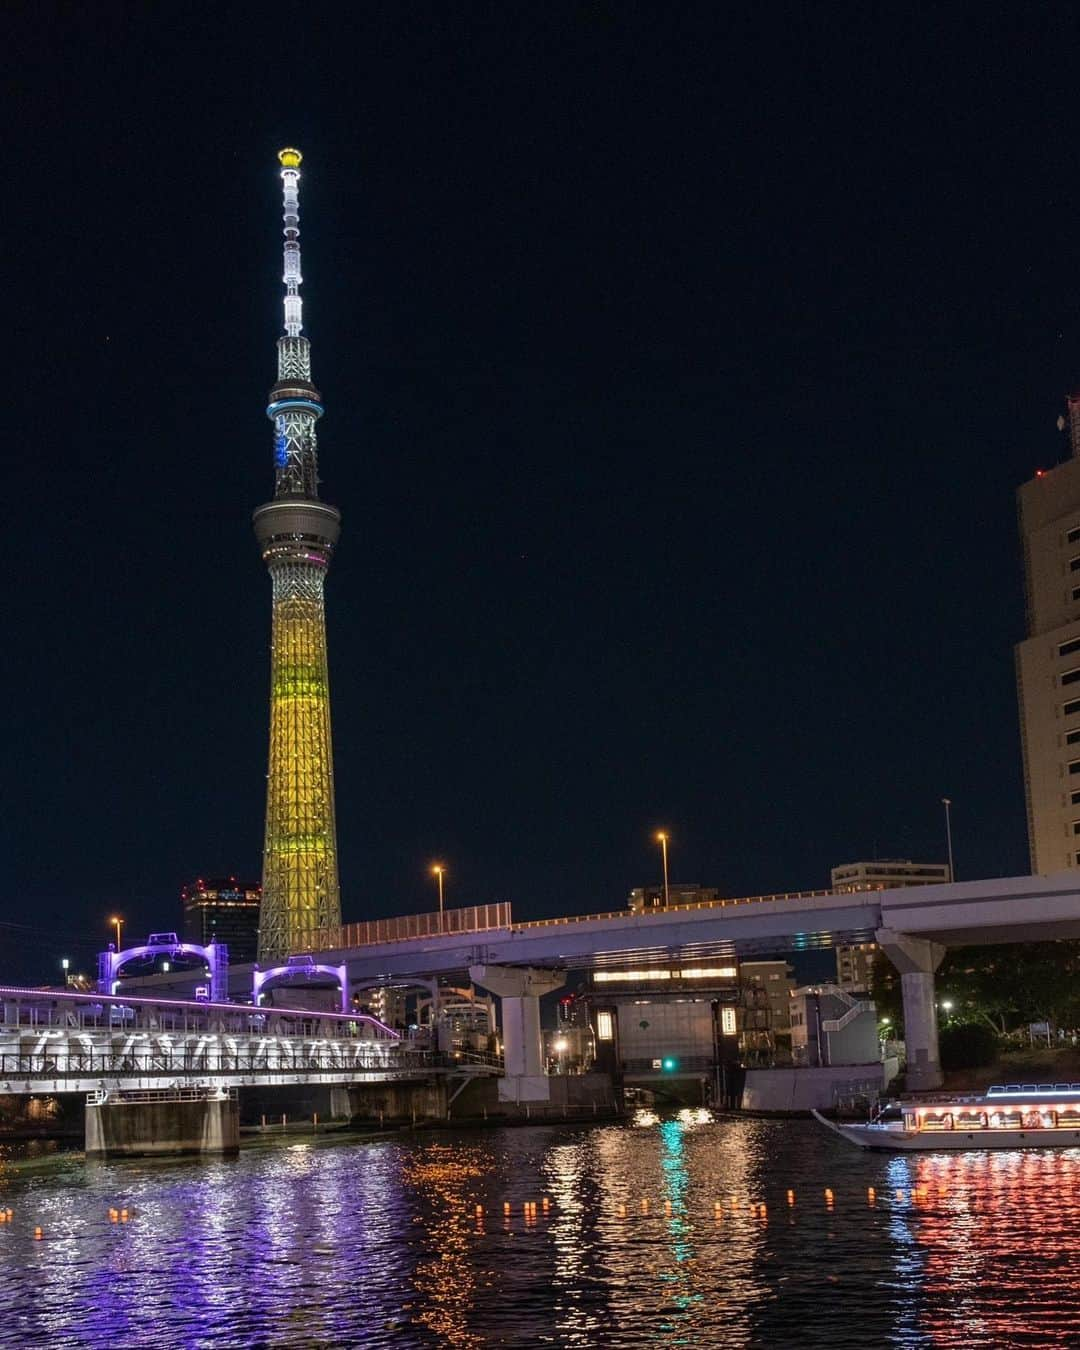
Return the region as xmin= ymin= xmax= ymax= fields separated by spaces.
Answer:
xmin=254 ymin=149 xmax=343 ymax=961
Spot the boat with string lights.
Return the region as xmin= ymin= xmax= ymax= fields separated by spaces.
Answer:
xmin=813 ymin=1084 xmax=1080 ymax=1150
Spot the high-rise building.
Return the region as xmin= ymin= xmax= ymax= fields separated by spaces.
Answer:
xmin=1016 ymin=402 xmax=1080 ymax=875
xmin=182 ymin=877 xmax=261 ymax=964
xmin=254 ymin=149 xmax=343 ymax=961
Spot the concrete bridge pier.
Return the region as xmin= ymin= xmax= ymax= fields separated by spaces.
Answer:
xmin=876 ymin=927 xmax=945 ymax=1091
xmin=470 ymin=964 xmax=565 ymax=1102
xmin=85 ymin=1089 xmax=239 ymax=1158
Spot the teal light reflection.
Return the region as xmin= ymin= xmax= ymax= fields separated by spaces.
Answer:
xmin=658 ymin=1119 xmax=704 ymax=1325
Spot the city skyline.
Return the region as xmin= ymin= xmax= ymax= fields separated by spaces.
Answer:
xmin=5 ymin=6 xmax=1074 ymax=977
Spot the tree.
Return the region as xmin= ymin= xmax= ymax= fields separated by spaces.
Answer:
xmin=871 ymin=951 xmax=903 ymax=1031
xmin=939 ymin=1022 xmax=999 ymax=1071
xmin=873 ymin=940 xmax=1080 ymax=1039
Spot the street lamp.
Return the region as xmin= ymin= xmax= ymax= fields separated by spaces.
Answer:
xmin=655 ymin=831 xmax=670 ymax=908
xmin=431 ymin=864 xmax=446 ymax=930
xmin=942 ymin=798 xmax=955 ymax=881
xmin=109 ymin=916 xmax=123 ymax=951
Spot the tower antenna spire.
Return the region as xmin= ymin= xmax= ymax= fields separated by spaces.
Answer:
xmin=278 ymin=147 xmax=304 ymax=337
xmin=253 ymin=147 xmax=343 ymax=962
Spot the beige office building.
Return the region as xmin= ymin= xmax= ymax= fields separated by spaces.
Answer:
xmin=830 ymin=860 xmax=951 ymax=892
xmin=1016 ymin=406 xmax=1080 ymax=874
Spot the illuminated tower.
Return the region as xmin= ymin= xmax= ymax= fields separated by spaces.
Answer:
xmin=254 ymin=148 xmax=342 ymax=961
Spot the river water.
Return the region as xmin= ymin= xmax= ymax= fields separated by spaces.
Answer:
xmin=1 ymin=1110 xmax=1078 ymax=1348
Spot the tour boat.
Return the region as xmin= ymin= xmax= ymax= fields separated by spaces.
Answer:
xmin=813 ymin=1084 xmax=1080 ymax=1151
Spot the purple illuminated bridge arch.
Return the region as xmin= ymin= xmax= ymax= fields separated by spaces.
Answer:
xmin=253 ymin=955 xmax=350 ymax=1015
xmin=97 ymin=932 xmax=229 ymax=1002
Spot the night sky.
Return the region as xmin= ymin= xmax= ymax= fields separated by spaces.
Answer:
xmin=6 ymin=4 xmax=1079 ymax=979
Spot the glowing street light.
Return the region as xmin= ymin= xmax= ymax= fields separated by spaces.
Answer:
xmin=109 ymin=916 xmax=123 ymax=951
xmin=655 ymin=831 xmax=671 ymax=908
xmin=431 ymin=864 xmax=446 ymax=930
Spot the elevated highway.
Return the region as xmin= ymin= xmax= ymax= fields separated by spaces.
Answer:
xmin=313 ymin=871 xmax=1080 ymax=980
xmin=311 ymin=871 xmax=1080 ymax=1094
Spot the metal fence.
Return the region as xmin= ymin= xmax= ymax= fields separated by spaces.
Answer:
xmin=1 ymin=1047 xmax=503 ymax=1082
xmin=317 ymin=902 xmax=513 ymax=950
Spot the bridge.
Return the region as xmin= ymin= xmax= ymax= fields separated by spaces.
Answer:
xmin=105 ymin=871 xmax=1080 ymax=1109
xmin=304 ymin=872 xmax=1080 ymax=1093
xmin=1 ymin=984 xmax=500 ymax=1156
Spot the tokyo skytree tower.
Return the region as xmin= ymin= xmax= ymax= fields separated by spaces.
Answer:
xmin=254 ymin=148 xmax=342 ymax=961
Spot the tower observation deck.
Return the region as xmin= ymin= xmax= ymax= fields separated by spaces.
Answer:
xmin=254 ymin=148 xmax=342 ymax=962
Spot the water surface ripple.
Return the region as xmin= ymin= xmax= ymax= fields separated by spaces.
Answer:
xmin=2 ymin=1113 xmax=1078 ymax=1347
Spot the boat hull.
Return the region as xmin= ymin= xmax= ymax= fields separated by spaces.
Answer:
xmin=811 ymin=1110 xmax=1080 ymax=1152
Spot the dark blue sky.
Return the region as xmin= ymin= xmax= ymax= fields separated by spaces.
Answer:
xmin=4 ymin=3 xmax=1077 ymax=978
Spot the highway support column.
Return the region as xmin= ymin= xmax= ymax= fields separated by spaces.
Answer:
xmin=469 ymin=964 xmax=566 ymax=1102
xmin=875 ymin=928 xmax=945 ymax=1091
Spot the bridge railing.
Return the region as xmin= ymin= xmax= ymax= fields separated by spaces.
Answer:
xmin=1 ymin=1046 xmax=505 ymax=1081
xmin=0 ymin=987 xmax=398 ymax=1041
xmin=513 ymin=889 xmax=841 ymax=929
xmin=1 ymin=1047 xmax=426 ymax=1078
xmin=317 ymin=902 xmax=513 ymax=951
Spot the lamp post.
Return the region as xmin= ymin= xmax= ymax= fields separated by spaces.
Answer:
xmin=942 ymin=798 xmax=955 ymax=882
xmin=110 ymin=916 xmax=123 ymax=952
xmin=61 ymin=957 xmax=69 ymax=987
xmin=656 ymin=832 xmax=670 ymax=908
xmin=431 ymin=864 xmax=446 ymax=930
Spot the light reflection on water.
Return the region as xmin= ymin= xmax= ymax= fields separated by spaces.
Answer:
xmin=3 ymin=1118 xmax=1080 ymax=1346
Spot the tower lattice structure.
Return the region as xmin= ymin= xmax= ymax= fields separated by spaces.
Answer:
xmin=254 ymin=148 xmax=342 ymax=962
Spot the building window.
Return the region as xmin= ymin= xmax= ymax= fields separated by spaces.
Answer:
xmin=1069 ymin=527 xmax=1080 ymax=545
xmin=1066 ymin=699 xmax=1080 ymax=717
xmin=1068 ymin=730 xmax=1080 ymax=746
xmin=1074 ymin=822 xmax=1080 ymax=835
xmin=1071 ymin=557 xmax=1080 ymax=573
xmin=1073 ymin=587 xmax=1080 ymax=603
xmin=1062 ymin=639 xmax=1080 ymax=658
xmin=595 ymin=1010 xmax=614 ymax=1041
xmin=1072 ymin=790 xmax=1080 ymax=805
xmin=1070 ymin=761 xmax=1080 ymax=775
xmin=1063 ymin=669 xmax=1080 ymax=687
